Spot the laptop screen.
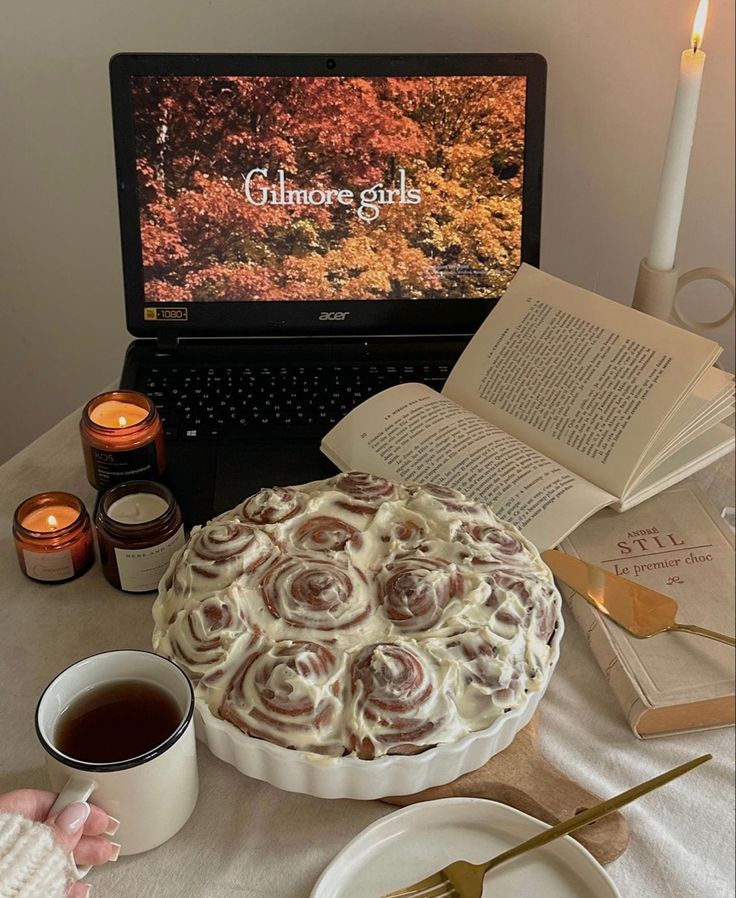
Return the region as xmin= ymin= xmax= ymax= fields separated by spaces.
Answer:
xmin=111 ymin=55 xmax=545 ymax=337
xmin=131 ymin=75 xmax=526 ymax=304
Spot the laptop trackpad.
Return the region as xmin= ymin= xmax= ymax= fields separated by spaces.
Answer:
xmin=213 ymin=443 xmax=337 ymax=515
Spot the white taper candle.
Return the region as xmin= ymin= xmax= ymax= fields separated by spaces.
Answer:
xmin=647 ymin=0 xmax=708 ymax=272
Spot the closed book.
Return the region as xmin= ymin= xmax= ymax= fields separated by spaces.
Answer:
xmin=559 ymin=485 xmax=735 ymax=738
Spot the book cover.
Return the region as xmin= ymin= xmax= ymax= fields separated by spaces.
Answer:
xmin=560 ymin=484 xmax=735 ymax=738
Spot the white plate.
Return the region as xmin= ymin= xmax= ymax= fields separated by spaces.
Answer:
xmin=311 ymin=798 xmax=621 ymax=898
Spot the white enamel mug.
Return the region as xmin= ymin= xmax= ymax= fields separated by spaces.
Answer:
xmin=35 ymin=650 xmax=198 ymax=863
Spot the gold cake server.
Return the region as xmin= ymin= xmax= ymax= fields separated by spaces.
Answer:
xmin=542 ymin=549 xmax=736 ymax=647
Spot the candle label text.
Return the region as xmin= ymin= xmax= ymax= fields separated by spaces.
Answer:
xmin=91 ymin=444 xmax=161 ymax=489
xmin=114 ymin=526 xmax=186 ymax=592
xmin=23 ymin=548 xmax=74 ymax=582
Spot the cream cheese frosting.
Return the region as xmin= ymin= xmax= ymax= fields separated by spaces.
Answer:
xmin=153 ymin=473 xmax=561 ymax=759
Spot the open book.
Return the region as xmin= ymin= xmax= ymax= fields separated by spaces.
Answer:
xmin=321 ymin=265 xmax=735 ymax=549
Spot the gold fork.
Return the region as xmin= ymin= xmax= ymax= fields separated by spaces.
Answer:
xmin=380 ymin=754 xmax=711 ymax=898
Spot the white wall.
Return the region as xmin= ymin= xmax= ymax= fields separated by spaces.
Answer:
xmin=1 ymin=0 xmax=734 ymax=462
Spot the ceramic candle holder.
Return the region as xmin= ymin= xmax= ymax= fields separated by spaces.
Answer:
xmin=80 ymin=391 xmax=165 ymax=491
xmin=95 ymin=480 xmax=184 ymax=593
xmin=632 ymin=258 xmax=735 ymax=330
xmin=13 ymin=492 xmax=94 ymax=583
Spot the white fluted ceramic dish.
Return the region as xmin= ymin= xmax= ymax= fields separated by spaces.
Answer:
xmin=310 ymin=797 xmax=620 ymax=897
xmin=194 ymin=615 xmax=564 ymax=800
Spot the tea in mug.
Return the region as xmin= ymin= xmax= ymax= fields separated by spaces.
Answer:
xmin=55 ymin=679 xmax=182 ymax=764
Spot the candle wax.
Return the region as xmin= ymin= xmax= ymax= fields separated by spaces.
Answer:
xmin=106 ymin=493 xmax=170 ymax=524
xmin=89 ymin=400 xmax=148 ymax=429
xmin=646 ymin=0 xmax=709 ymax=272
xmin=21 ymin=504 xmax=81 ymax=533
xmin=647 ymin=48 xmax=705 ymax=271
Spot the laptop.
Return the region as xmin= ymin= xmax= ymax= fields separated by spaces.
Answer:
xmin=110 ymin=53 xmax=546 ymax=524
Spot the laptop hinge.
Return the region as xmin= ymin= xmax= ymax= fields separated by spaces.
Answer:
xmin=155 ymin=335 xmax=179 ymax=354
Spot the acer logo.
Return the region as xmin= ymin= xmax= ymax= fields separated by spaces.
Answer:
xmin=319 ymin=311 xmax=350 ymax=321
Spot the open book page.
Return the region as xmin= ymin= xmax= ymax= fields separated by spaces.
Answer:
xmin=636 ymin=416 xmax=734 ymax=483
xmin=616 ymin=423 xmax=735 ymax=510
xmin=442 ymin=264 xmax=722 ymax=498
xmin=633 ymin=368 xmax=734 ymax=471
xmin=618 ymin=422 xmax=735 ymax=510
xmin=633 ymin=407 xmax=733 ymax=481
xmin=321 ymin=382 xmax=614 ymax=549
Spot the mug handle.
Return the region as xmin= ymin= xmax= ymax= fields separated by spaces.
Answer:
xmin=48 ymin=775 xmax=97 ymax=879
xmin=674 ymin=266 xmax=736 ymax=331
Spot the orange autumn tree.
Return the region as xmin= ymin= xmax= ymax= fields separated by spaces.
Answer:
xmin=132 ymin=75 xmax=526 ymax=301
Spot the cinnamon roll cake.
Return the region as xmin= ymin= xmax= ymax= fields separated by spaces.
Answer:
xmin=153 ymin=473 xmax=561 ymax=759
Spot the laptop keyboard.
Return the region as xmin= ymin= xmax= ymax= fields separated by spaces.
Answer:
xmin=137 ymin=362 xmax=451 ymax=441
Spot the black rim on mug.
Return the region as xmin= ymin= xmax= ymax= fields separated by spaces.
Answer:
xmin=35 ymin=649 xmax=195 ymax=773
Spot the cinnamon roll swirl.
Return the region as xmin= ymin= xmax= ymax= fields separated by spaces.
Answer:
xmin=434 ymin=631 xmax=527 ymax=721
xmin=347 ymin=642 xmax=446 ymax=759
xmin=387 ymin=519 xmax=424 ymax=545
xmin=260 ymin=556 xmax=370 ymax=630
xmin=333 ymin=472 xmax=398 ymax=515
xmin=452 ymin=520 xmax=541 ymax=579
xmin=485 ymin=571 xmax=560 ymax=645
xmin=413 ymin=483 xmax=486 ymax=517
xmin=163 ymin=594 xmax=252 ymax=679
xmin=219 ymin=640 xmax=344 ymax=755
xmin=241 ymin=486 xmax=305 ymax=524
xmin=175 ymin=520 xmax=275 ymax=593
xmin=292 ymin=515 xmax=362 ymax=553
xmin=380 ymin=556 xmax=463 ymax=632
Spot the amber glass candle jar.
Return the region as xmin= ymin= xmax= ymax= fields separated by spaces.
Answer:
xmin=13 ymin=492 xmax=94 ymax=583
xmin=95 ymin=480 xmax=184 ymax=593
xmin=80 ymin=391 xmax=165 ymax=491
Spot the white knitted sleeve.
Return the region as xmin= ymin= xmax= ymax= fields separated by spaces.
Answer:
xmin=0 ymin=812 xmax=74 ymax=898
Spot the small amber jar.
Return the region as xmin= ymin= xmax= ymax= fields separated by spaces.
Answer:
xmin=80 ymin=391 xmax=165 ymax=491
xmin=95 ymin=480 xmax=184 ymax=593
xmin=13 ymin=492 xmax=94 ymax=583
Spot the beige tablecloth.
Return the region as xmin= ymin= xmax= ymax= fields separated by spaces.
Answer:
xmin=1 ymin=406 xmax=734 ymax=898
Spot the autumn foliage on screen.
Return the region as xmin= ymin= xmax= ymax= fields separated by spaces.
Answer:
xmin=132 ymin=75 xmax=526 ymax=302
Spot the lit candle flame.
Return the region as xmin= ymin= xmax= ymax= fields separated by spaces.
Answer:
xmin=691 ymin=0 xmax=708 ymax=52
xmin=118 ymin=415 xmax=128 ymax=427
xmin=47 ymin=514 xmax=59 ymax=529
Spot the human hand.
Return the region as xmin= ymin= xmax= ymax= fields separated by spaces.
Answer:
xmin=0 ymin=789 xmax=119 ymax=897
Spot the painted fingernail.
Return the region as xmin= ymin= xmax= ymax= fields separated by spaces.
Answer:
xmin=55 ymin=802 xmax=91 ymax=836
xmin=109 ymin=842 xmax=121 ymax=862
xmin=104 ymin=816 xmax=121 ymax=837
